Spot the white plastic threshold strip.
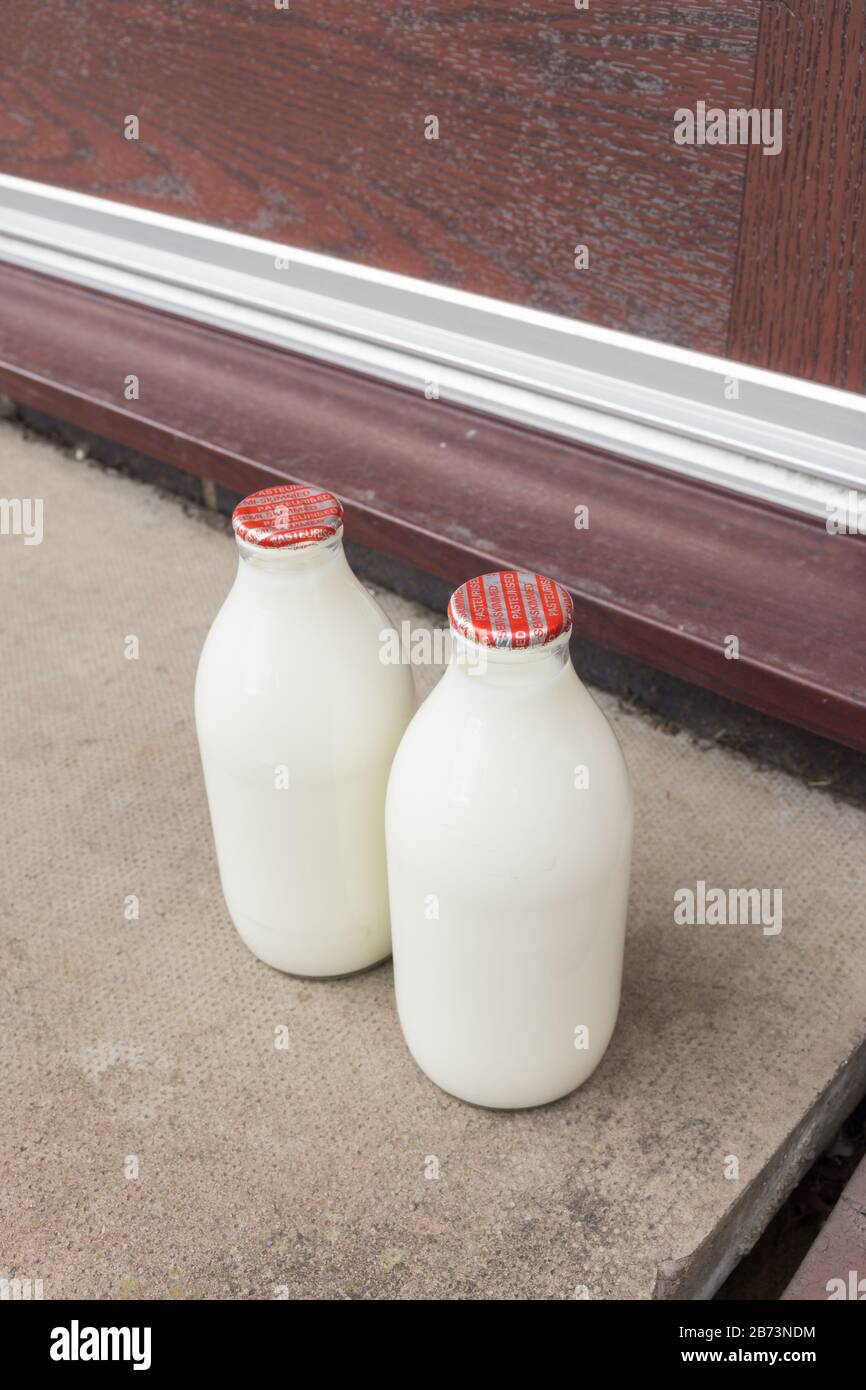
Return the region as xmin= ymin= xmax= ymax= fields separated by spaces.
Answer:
xmin=0 ymin=173 xmax=863 ymax=521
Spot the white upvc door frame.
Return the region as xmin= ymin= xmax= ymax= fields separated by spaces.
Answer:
xmin=0 ymin=173 xmax=864 ymax=521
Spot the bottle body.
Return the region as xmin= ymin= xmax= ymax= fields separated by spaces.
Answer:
xmin=386 ymin=637 xmax=632 ymax=1107
xmin=196 ymin=537 xmax=415 ymax=976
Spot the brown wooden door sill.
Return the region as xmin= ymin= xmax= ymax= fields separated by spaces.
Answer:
xmin=1 ymin=262 xmax=864 ymax=753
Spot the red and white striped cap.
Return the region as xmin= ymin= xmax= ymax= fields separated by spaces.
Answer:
xmin=232 ymin=484 xmax=343 ymax=549
xmin=448 ymin=570 xmax=573 ymax=649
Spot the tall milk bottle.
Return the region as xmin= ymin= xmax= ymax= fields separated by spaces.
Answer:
xmin=196 ymin=483 xmax=415 ymax=977
xmin=386 ymin=570 xmax=632 ymax=1108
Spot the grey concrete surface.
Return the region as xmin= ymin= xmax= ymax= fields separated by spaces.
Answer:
xmin=1 ymin=421 xmax=865 ymax=1300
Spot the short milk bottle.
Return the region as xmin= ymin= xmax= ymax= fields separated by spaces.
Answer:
xmin=386 ymin=570 xmax=632 ymax=1107
xmin=196 ymin=483 xmax=415 ymax=976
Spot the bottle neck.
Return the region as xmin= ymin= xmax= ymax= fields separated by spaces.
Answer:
xmin=448 ymin=630 xmax=572 ymax=688
xmin=233 ymin=532 xmax=349 ymax=591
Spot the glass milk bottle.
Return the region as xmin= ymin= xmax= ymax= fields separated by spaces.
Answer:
xmin=386 ymin=570 xmax=632 ymax=1108
xmin=195 ymin=483 xmax=415 ymax=977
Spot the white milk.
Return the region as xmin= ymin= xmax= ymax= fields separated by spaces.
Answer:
xmin=195 ymin=484 xmax=415 ymax=976
xmin=386 ymin=570 xmax=632 ymax=1108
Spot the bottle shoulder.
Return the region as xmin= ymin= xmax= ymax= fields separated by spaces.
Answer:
xmin=393 ymin=661 xmax=624 ymax=757
xmin=386 ymin=666 xmax=632 ymax=892
xmin=195 ymin=572 xmax=415 ymax=746
xmin=388 ymin=662 xmax=631 ymax=817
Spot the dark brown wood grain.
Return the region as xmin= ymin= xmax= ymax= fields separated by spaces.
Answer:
xmin=0 ymin=0 xmax=760 ymax=355
xmin=729 ymin=0 xmax=866 ymax=391
xmin=1 ymin=261 xmax=863 ymax=751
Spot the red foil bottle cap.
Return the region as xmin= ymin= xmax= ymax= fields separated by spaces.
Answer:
xmin=232 ymin=484 xmax=344 ymax=549
xmin=448 ymin=570 xmax=573 ymax=649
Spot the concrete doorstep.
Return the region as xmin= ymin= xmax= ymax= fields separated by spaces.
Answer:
xmin=1 ymin=421 xmax=865 ymax=1300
